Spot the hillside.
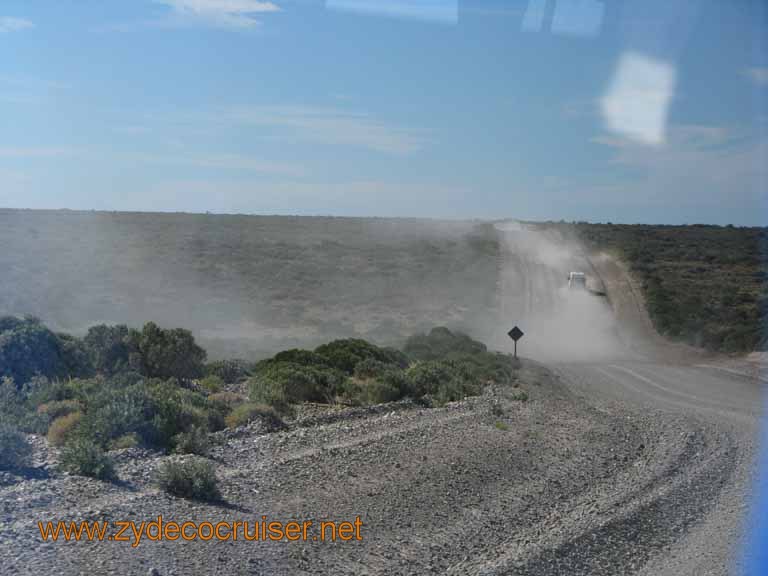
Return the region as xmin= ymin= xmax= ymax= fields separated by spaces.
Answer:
xmin=0 ymin=210 xmax=501 ymax=358
xmin=569 ymin=222 xmax=768 ymax=353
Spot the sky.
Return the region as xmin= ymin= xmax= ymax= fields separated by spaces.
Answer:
xmin=0 ymin=0 xmax=766 ymax=225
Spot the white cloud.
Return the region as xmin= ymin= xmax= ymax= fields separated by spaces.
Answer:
xmin=155 ymin=0 xmax=280 ymax=28
xmin=223 ymin=105 xmax=428 ymax=154
xmin=600 ymin=52 xmax=676 ymax=146
xmin=743 ymin=67 xmax=768 ymax=87
xmin=0 ymin=17 xmax=33 ymax=33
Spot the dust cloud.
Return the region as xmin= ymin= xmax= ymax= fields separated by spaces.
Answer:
xmin=490 ymin=221 xmax=627 ymax=363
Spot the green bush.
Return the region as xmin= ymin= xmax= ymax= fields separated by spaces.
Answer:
xmin=173 ymin=425 xmax=209 ymax=456
xmin=56 ymin=333 xmax=94 ymax=379
xmin=405 ymin=361 xmax=457 ymax=397
xmin=0 ymin=424 xmax=33 ymax=470
xmin=109 ymin=433 xmax=140 ymax=450
xmin=0 ymin=376 xmax=25 ymax=427
xmin=156 ymin=458 xmax=220 ymax=501
xmin=128 ymin=322 xmax=206 ymax=380
xmin=37 ymin=399 xmax=81 ymax=421
xmin=207 ymin=391 xmax=246 ymax=407
xmin=248 ymin=361 xmax=344 ymax=409
xmin=59 ymin=437 xmax=115 ymax=480
xmin=204 ymin=359 xmax=251 ymax=384
xmin=346 ymin=378 xmax=401 ymax=406
xmin=141 ymin=380 xmax=210 ymax=448
xmin=75 ymin=384 xmax=153 ymax=448
xmin=272 ymin=349 xmax=330 ymax=367
xmin=403 ymin=327 xmax=487 ymax=362
xmin=0 ymin=316 xmax=68 ymax=386
xmin=200 ymin=375 xmax=224 ymax=394
xmin=341 ymin=367 xmax=413 ymax=406
xmin=83 ymin=324 xmax=132 ymax=376
xmin=405 ymin=359 xmax=481 ymax=405
xmin=433 ymin=376 xmax=479 ymax=406
xmin=315 ymin=339 xmax=407 ymax=375
xmin=224 ymin=402 xmax=284 ymax=431
xmin=73 ymin=378 xmax=210 ymax=451
xmin=353 ymin=358 xmax=390 ymax=379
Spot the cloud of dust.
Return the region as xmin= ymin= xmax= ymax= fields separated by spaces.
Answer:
xmin=491 ymin=221 xmax=627 ymax=363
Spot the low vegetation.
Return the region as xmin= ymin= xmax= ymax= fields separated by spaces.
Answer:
xmin=568 ymin=222 xmax=768 ymax=353
xmin=0 ymin=424 xmax=32 ymax=470
xmin=224 ymin=402 xmax=284 ymax=430
xmin=172 ymin=425 xmax=210 ymax=456
xmin=59 ymin=437 xmax=115 ymax=481
xmin=156 ymin=458 xmax=220 ymax=501
xmin=0 ymin=315 xmax=524 ymax=480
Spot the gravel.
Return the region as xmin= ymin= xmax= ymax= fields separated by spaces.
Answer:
xmin=0 ymin=361 xmax=744 ymax=575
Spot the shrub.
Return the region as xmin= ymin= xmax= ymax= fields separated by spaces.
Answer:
xmin=109 ymin=433 xmax=140 ymax=450
xmin=128 ymin=322 xmax=206 ymax=380
xmin=0 ymin=376 xmax=25 ymax=426
xmin=156 ymin=458 xmax=220 ymax=501
xmin=59 ymin=437 xmax=115 ymax=480
xmin=315 ymin=339 xmax=406 ymax=375
xmin=494 ymin=421 xmax=509 ymax=431
xmin=403 ymin=327 xmax=486 ymax=362
xmin=0 ymin=424 xmax=33 ymax=470
xmin=37 ymin=399 xmax=81 ymax=421
xmin=0 ymin=316 xmax=67 ymax=386
xmin=56 ymin=333 xmax=94 ymax=379
xmin=347 ymin=378 xmax=401 ymax=406
xmin=379 ymin=369 xmax=413 ymax=398
xmin=173 ymin=426 xmax=209 ymax=456
xmin=204 ymin=359 xmax=251 ymax=384
xmin=224 ymin=402 xmax=284 ymax=431
xmin=405 ymin=359 xmax=482 ymax=405
xmin=272 ymin=349 xmax=329 ymax=367
xmin=249 ymin=362 xmax=343 ymax=409
xmin=47 ymin=411 xmax=83 ymax=446
xmin=83 ymin=324 xmax=132 ymax=376
xmin=141 ymin=380 xmax=210 ymax=448
xmin=433 ymin=377 xmax=478 ymax=406
xmin=405 ymin=361 xmax=456 ymax=398
xmin=73 ymin=378 xmax=210 ymax=451
xmin=208 ymin=391 xmax=246 ymax=407
xmin=353 ymin=358 xmax=390 ymax=379
xmin=206 ymin=392 xmax=245 ymax=431
xmin=341 ymin=367 xmax=412 ymax=406
xmin=200 ymin=375 xmax=224 ymax=394
xmin=75 ymin=384 xmax=152 ymax=447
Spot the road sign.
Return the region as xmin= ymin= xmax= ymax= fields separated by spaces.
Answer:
xmin=507 ymin=326 xmax=524 ymax=358
xmin=508 ymin=326 xmax=524 ymax=341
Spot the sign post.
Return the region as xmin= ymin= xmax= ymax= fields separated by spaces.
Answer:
xmin=507 ymin=326 xmax=524 ymax=358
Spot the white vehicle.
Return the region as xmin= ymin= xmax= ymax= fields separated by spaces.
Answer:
xmin=568 ymin=272 xmax=587 ymax=290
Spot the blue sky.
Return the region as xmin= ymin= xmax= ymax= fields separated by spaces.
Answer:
xmin=0 ymin=0 xmax=766 ymax=224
